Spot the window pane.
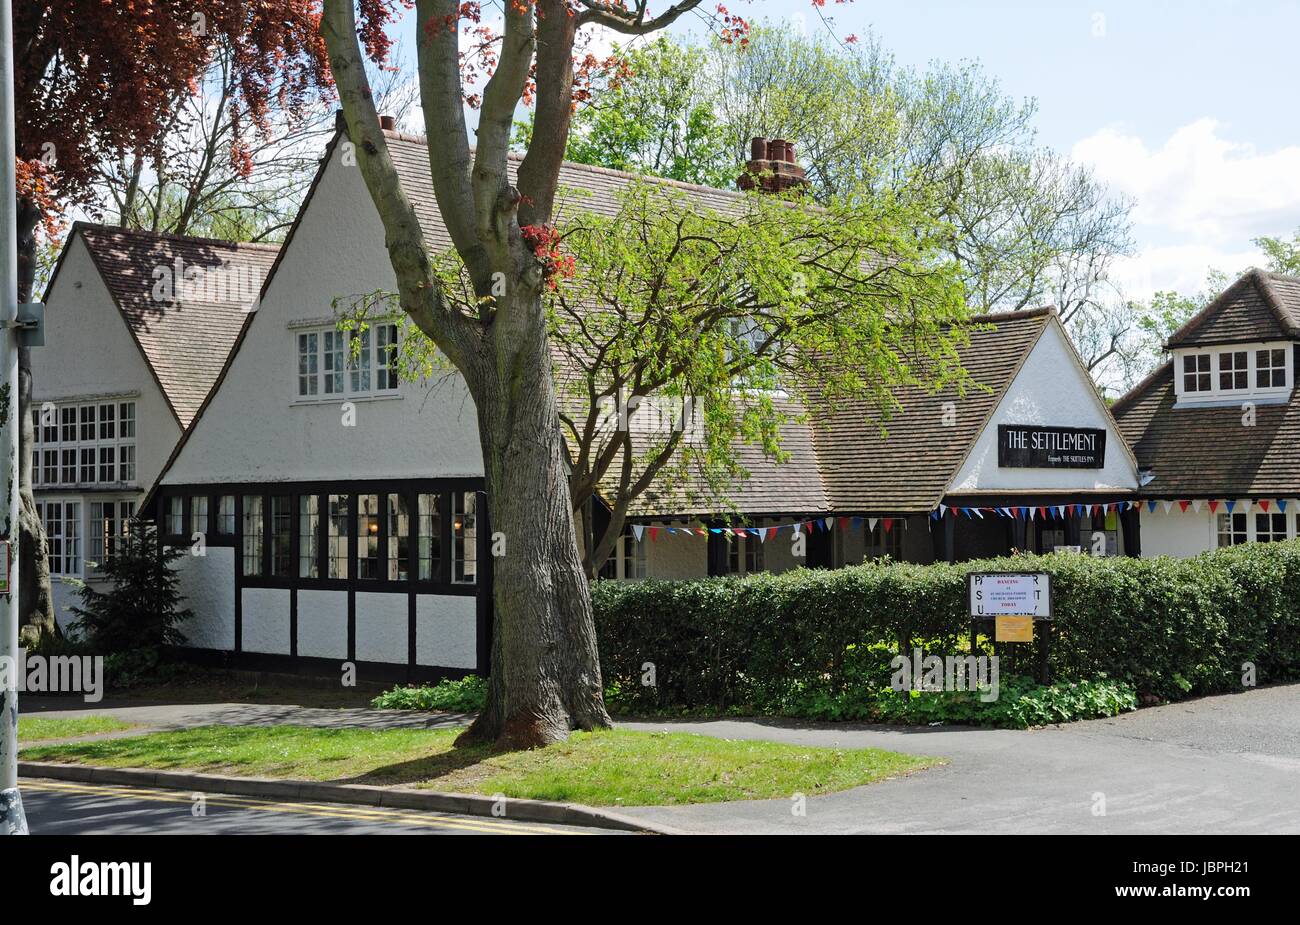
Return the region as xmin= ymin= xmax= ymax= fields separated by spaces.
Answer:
xmin=357 ymin=493 xmax=380 ymax=579
xmin=328 ymin=494 xmax=350 ymax=578
xmin=299 ymin=495 xmax=319 ymax=578
xmin=190 ymin=496 xmax=209 ymax=536
xmin=376 ymin=324 xmax=398 ymax=391
xmin=324 ymin=331 xmax=344 ymax=394
xmin=217 ymin=495 xmax=235 ymax=535
xmin=80 ymin=447 xmax=95 ymax=483
xmin=65 ymin=502 xmax=81 ymax=576
xmin=42 ymin=450 xmax=57 ymax=485
xmin=350 ymin=328 xmax=372 ymax=393
xmin=88 ymin=502 xmax=109 ymax=566
xmin=61 ymin=407 xmax=76 ymax=442
xmin=61 ymin=449 xmax=76 ymax=483
xmin=79 ymin=404 xmax=95 ymax=441
xmin=98 ymin=445 xmax=115 ymax=483
xmin=452 ymin=492 xmax=477 ymax=584
xmin=271 ymin=496 xmax=293 ymax=576
xmin=119 ymin=402 xmax=136 ymax=438
xmin=98 ymin=403 xmax=115 ymax=440
xmin=388 ymin=494 xmax=410 ymax=580
xmin=418 ymin=493 xmax=440 ymax=580
xmin=297 ymin=332 xmax=319 ymax=396
xmin=118 ymin=445 xmax=136 ymax=482
xmin=242 ymin=496 xmax=264 ymax=576
xmin=1256 ymin=512 xmax=1288 ymax=543
xmin=167 ymin=497 xmax=184 ymax=535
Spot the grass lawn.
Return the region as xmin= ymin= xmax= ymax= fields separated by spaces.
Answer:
xmin=20 ymin=724 xmax=940 ymax=806
xmin=19 ymin=715 xmax=137 ymax=742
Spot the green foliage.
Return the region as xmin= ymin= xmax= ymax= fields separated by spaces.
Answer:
xmin=593 ymin=541 xmax=1300 ymax=722
xmin=1254 ymin=228 xmax=1300 ymax=275
xmin=69 ymin=521 xmax=194 ymax=654
xmin=371 ymin=675 xmax=488 ymax=713
xmin=547 ymin=38 xmax=736 ymax=188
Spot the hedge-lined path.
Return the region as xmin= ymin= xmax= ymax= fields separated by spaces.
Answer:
xmin=20 ymin=684 xmax=1300 ymax=833
xmin=617 ymin=682 xmax=1300 ymax=834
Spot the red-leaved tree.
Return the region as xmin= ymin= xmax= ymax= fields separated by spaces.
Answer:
xmin=14 ymin=1 xmax=336 ymax=639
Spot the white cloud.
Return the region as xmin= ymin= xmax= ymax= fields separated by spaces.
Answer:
xmin=1072 ymin=119 xmax=1300 ymax=298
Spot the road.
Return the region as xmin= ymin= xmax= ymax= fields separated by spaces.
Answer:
xmin=20 ymin=778 xmax=622 ymax=835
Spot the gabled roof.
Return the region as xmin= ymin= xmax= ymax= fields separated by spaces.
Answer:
xmin=808 ymin=308 xmax=1056 ymax=512
xmin=49 ymin=223 xmax=279 ymax=427
xmin=1112 ymin=359 xmax=1300 ymax=497
xmin=1165 ymin=268 xmax=1300 ymax=349
xmin=149 ymin=129 xmax=1116 ymax=516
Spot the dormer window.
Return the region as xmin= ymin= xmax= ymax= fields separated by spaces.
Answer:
xmin=1218 ymin=350 xmax=1248 ymax=390
xmin=1182 ymin=354 xmax=1211 ymax=392
xmin=1257 ymin=348 xmax=1287 ymax=388
xmin=1175 ymin=342 xmax=1292 ymax=405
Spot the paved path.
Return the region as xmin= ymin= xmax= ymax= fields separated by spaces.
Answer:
xmin=617 ymin=684 xmax=1300 ymax=834
xmin=22 ymin=684 xmax=1300 ymax=834
xmin=20 ymin=778 xmax=618 ymax=835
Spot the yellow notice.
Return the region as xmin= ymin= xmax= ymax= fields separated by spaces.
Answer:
xmin=995 ymin=615 xmax=1034 ymax=643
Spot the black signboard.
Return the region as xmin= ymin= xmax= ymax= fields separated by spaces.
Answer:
xmin=997 ymin=424 xmax=1106 ymax=469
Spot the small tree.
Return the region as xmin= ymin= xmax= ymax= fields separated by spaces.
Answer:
xmin=69 ymin=523 xmax=193 ymax=654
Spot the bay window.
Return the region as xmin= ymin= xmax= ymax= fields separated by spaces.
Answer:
xmin=32 ymin=399 xmax=138 ymax=487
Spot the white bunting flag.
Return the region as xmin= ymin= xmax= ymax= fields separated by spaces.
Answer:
xmin=632 ymin=524 xmax=645 ymax=542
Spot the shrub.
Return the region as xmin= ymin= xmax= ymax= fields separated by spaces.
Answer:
xmin=371 ymin=675 xmax=487 ymax=712
xmin=592 ymin=540 xmax=1300 ymax=717
xmin=69 ymin=521 xmax=193 ymax=654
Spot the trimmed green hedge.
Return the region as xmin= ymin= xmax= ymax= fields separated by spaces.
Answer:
xmin=592 ymin=540 xmax=1300 ymax=714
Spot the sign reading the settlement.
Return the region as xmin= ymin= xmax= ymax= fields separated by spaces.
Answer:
xmin=997 ymin=424 xmax=1106 ymax=469
xmin=968 ymin=572 xmax=1052 ymax=619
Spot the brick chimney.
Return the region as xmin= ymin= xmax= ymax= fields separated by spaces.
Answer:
xmin=738 ymin=137 xmax=809 ymax=194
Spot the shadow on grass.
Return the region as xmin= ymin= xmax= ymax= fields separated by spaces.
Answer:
xmin=338 ymin=741 xmax=499 ymax=787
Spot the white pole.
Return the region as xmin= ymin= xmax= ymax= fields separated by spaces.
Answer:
xmin=0 ymin=0 xmax=27 ymax=836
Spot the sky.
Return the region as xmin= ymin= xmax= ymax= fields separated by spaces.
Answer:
xmin=397 ymin=0 xmax=1300 ymax=302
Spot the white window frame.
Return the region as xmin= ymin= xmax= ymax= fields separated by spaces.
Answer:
xmin=31 ymin=398 xmax=138 ymax=488
xmin=1174 ymin=343 xmax=1292 ymax=406
xmin=727 ymin=534 xmax=764 ymax=575
xmin=37 ymin=498 xmax=82 ymax=577
xmin=292 ymin=323 xmax=400 ymax=401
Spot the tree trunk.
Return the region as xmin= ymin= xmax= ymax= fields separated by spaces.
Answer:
xmin=15 ymin=198 xmax=57 ymax=644
xmin=458 ymin=289 xmax=611 ymax=749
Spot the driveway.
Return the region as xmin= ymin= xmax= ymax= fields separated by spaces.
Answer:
xmin=618 ymin=683 xmax=1300 ymax=834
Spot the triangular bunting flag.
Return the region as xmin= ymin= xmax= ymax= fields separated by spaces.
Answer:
xmin=1208 ymin=501 xmax=1219 ymax=513
xmin=1162 ymin=501 xmax=1173 ymax=514
xmin=882 ymin=518 xmax=894 ymax=533
xmin=1147 ymin=500 xmax=1157 ymax=513
xmin=1278 ymin=500 xmax=1289 ymax=512
xmin=632 ymin=524 xmax=645 ymax=542
xmin=648 ymin=527 xmax=660 ymax=541
xmin=1192 ymin=499 xmax=1202 ymax=513
xmin=1259 ymin=500 xmax=1270 ymax=512
xmin=868 ymin=517 xmax=879 ymax=531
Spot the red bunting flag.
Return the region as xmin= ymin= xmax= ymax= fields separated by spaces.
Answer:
xmin=882 ymin=518 xmax=894 ymax=533
xmin=649 ymin=527 xmax=660 ymax=541
xmin=1259 ymin=500 xmax=1270 ymax=512
xmin=1178 ymin=500 xmax=1190 ymax=512
xmin=1208 ymin=501 xmax=1219 ymax=513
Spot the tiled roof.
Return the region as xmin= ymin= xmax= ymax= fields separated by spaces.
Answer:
xmin=1166 ymin=268 xmax=1300 ymax=349
xmin=808 ymin=309 xmax=1053 ymax=512
xmin=1112 ymin=360 xmax=1300 ymax=498
xmin=384 ymin=133 xmax=1058 ymax=516
xmin=74 ymin=224 xmax=279 ymax=427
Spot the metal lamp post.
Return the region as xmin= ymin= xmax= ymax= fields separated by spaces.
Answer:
xmin=0 ymin=0 xmax=28 ymax=836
